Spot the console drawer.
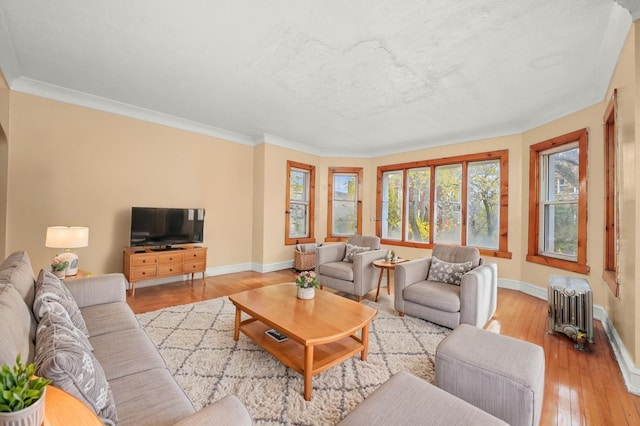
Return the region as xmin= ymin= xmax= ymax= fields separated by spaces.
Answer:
xmin=158 ymin=252 xmax=183 ymax=264
xmin=130 ymin=266 xmax=157 ymax=280
xmin=158 ymin=263 xmax=184 ymax=276
xmin=184 ymin=261 xmax=205 ymax=273
xmin=131 ymin=255 xmax=157 ymax=267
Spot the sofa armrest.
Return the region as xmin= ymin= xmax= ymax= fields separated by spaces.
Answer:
xmin=173 ymin=395 xmax=252 ymax=426
xmin=64 ymin=273 xmax=127 ymax=308
xmin=460 ymin=263 xmax=498 ymax=327
xmin=316 ymin=243 xmax=346 ymax=266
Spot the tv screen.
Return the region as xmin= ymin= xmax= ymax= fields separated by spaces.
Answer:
xmin=130 ymin=207 xmax=205 ymax=247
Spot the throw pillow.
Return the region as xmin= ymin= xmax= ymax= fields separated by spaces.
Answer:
xmin=427 ymin=256 xmax=473 ymax=286
xmin=33 ymin=269 xmax=89 ymax=337
xmin=342 ymin=244 xmax=371 ymax=263
xmin=35 ymin=311 xmax=118 ymax=425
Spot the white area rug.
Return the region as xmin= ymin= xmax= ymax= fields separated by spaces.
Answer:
xmin=136 ymin=296 xmax=450 ymax=425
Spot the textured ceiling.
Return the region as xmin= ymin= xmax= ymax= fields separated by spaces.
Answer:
xmin=0 ymin=1 xmax=635 ymax=157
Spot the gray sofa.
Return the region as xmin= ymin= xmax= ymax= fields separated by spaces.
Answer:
xmin=0 ymin=251 xmax=251 ymax=426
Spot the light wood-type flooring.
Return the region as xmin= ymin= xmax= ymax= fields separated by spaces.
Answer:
xmin=126 ymin=269 xmax=640 ymax=425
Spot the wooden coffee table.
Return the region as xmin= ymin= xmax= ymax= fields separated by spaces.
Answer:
xmin=229 ymin=283 xmax=377 ymax=400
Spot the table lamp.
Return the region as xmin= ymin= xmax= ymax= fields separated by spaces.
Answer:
xmin=45 ymin=226 xmax=89 ymax=276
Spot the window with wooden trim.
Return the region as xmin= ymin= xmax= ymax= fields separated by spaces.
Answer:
xmin=285 ymin=160 xmax=315 ymax=245
xmin=327 ymin=167 xmax=362 ymax=241
xmin=527 ymin=129 xmax=589 ymax=274
xmin=376 ymin=150 xmax=510 ymax=258
xmin=603 ymin=90 xmax=620 ymax=296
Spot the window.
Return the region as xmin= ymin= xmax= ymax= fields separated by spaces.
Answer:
xmin=604 ymin=89 xmax=619 ymax=296
xmin=285 ymin=160 xmax=315 ymax=244
xmin=376 ymin=150 xmax=509 ymax=258
xmin=527 ymin=129 xmax=588 ymax=274
xmin=327 ymin=167 xmax=362 ymax=241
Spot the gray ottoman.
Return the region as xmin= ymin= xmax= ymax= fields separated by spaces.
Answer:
xmin=435 ymin=325 xmax=545 ymax=426
xmin=338 ymin=371 xmax=507 ymax=425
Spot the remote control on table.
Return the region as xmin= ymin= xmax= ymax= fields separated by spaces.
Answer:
xmin=265 ymin=329 xmax=288 ymax=342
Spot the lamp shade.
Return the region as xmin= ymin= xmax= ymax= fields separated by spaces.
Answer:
xmin=45 ymin=226 xmax=90 ymax=249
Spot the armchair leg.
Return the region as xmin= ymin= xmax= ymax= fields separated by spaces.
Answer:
xmin=398 ymin=312 xmax=405 ymax=317
xmin=356 ymin=295 xmax=363 ymax=302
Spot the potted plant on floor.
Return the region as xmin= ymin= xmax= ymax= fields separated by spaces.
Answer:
xmin=0 ymin=355 xmax=51 ymax=426
xmin=295 ymin=270 xmax=319 ymax=300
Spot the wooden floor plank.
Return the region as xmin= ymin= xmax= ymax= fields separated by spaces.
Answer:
xmin=126 ymin=270 xmax=640 ymax=425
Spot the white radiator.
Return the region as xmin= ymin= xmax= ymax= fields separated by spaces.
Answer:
xmin=547 ymin=275 xmax=593 ymax=348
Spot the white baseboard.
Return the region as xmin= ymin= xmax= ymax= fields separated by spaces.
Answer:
xmin=498 ymin=278 xmax=640 ymax=395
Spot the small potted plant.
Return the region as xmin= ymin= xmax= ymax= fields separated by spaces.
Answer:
xmin=0 ymin=354 xmax=51 ymax=426
xmin=50 ymin=257 xmax=69 ymax=279
xmin=295 ymin=270 xmax=319 ymax=300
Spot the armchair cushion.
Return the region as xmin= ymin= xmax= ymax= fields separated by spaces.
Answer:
xmin=403 ymin=280 xmax=461 ymax=313
xmin=318 ymin=261 xmax=354 ymax=281
xmin=343 ymin=244 xmax=371 ymax=262
xmin=427 ymin=256 xmax=474 ymax=286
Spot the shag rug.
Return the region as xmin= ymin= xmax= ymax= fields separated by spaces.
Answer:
xmin=136 ymin=296 xmax=451 ymax=425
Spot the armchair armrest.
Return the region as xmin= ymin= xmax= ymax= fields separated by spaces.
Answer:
xmin=173 ymin=395 xmax=252 ymax=426
xmin=394 ymin=258 xmax=431 ymax=314
xmin=316 ymin=243 xmax=347 ymax=265
xmin=64 ymin=273 xmax=127 ymax=308
xmin=351 ymin=248 xmax=389 ymax=295
xmin=460 ymin=263 xmax=498 ymax=327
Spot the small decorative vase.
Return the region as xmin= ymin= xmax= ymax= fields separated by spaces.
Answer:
xmin=52 ymin=270 xmax=66 ymax=279
xmin=297 ymin=287 xmax=315 ymax=300
xmin=0 ymin=386 xmax=46 ymax=426
xmin=384 ymin=249 xmax=392 ymax=261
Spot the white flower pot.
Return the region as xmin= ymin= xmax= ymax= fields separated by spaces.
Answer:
xmin=52 ymin=270 xmax=66 ymax=279
xmin=0 ymin=386 xmax=46 ymax=426
xmin=297 ymin=287 xmax=315 ymax=300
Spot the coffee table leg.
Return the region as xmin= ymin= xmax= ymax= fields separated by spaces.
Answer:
xmin=375 ymin=268 xmax=384 ymax=302
xmin=233 ymin=307 xmax=241 ymax=341
xmin=304 ymin=345 xmax=314 ymax=401
xmin=361 ymin=323 xmax=370 ymax=361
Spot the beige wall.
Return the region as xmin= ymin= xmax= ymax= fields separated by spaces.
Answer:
xmin=6 ymin=92 xmax=255 ymax=274
xmin=1 ymin=22 xmax=639 ymax=365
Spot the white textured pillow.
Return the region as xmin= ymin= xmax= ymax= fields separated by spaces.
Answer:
xmin=34 ymin=311 xmax=118 ymax=425
xmin=342 ymin=244 xmax=371 ymax=263
xmin=33 ymin=269 xmax=89 ymax=337
xmin=427 ymin=256 xmax=473 ymax=285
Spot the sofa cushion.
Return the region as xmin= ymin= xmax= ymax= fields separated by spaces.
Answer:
xmin=427 ymin=256 xmax=473 ymax=286
xmin=81 ymin=302 xmax=140 ymax=337
xmin=109 ymin=369 xmax=196 ymax=426
xmin=34 ymin=309 xmax=118 ymax=425
xmin=0 ymin=285 xmax=36 ymax=366
xmin=343 ymin=244 xmax=371 ymax=262
xmin=0 ymin=251 xmax=36 ymax=306
xmin=33 ymin=269 xmax=89 ymax=337
xmin=90 ymin=328 xmax=168 ymax=381
xmin=404 ymin=280 xmax=461 ymax=313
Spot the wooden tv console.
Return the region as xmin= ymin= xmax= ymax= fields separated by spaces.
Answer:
xmin=123 ymin=245 xmax=207 ymax=296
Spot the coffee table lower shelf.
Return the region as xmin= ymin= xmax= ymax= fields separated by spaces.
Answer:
xmin=238 ymin=319 xmax=366 ymax=399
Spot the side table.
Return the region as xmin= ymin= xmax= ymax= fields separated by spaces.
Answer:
xmin=44 ymin=385 xmax=102 ymax=426
xmin=373 ymin=259 xmax=409 ymax=302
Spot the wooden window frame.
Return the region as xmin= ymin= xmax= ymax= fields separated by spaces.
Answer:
xmin=326 ymin=167 xmax=363 ymax=242
xmin=285 ymin=160 xmax=315 ymax=245
xmin=603 ymin=89 xmax=620 ymax=296
xmin=527 ymin=128 xmax=589 ymax=274
xmin=375 ymin=150 xmax=511 ymax=259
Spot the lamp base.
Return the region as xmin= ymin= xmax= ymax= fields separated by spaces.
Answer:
xmin=56 ymin=252 xmax=79 ymax=276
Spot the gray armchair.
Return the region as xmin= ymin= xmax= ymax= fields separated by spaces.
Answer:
xmin=315 ymin=235 xmax=387 ymax=301
xmin=394 ymin=244 xmax=497 ymax=329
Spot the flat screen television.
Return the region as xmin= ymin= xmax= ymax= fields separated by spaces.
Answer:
xmin=130 ymin=207 xmax=205 ymax=249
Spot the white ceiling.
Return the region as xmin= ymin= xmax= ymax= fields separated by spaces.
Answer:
xmin=0 ymin=1 xmax=636 ymax=157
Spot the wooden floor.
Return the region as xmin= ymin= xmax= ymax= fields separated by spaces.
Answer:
xmin=127 ymin=270 xmax=640 ymax=425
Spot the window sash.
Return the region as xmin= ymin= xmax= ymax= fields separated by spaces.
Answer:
xmin=286 ymin=161 xmax=315 ymax=244
xmin=331 ymin=173 xmax=358 ymax=237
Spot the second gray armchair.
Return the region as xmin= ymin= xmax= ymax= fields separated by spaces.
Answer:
xmin=394 ymin=244 xmax=498 ymax=329
xmin=315 ymin=235 xmax=387 ymax=301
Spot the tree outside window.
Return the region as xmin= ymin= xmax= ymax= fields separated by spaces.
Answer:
xmin=376 ymin=150 xmax=509 ymax=257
